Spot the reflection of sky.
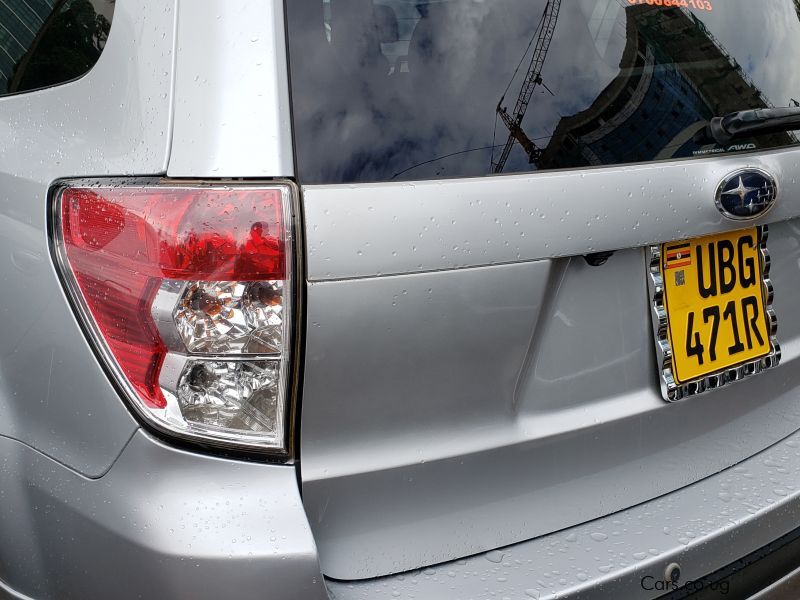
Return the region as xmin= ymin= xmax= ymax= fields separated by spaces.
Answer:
xmin=286 ymin=0 xmax=800 ymax=184
xmin=691 ymin=1 xmax=800 ymax=108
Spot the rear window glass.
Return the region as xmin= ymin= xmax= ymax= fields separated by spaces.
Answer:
xmin=286 ymin=0 xmax=800 ymax=184
xmin=0 ymin=0 xmax=113 ymax=97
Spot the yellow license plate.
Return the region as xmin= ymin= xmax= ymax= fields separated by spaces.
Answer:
xmin=661 ymin=228 xmax=772 ymax=385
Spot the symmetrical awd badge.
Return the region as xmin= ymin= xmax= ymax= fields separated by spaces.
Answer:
xmin=715 ymin=168 xmax=778 ymax=220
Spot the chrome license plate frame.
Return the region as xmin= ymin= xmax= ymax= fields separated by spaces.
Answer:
xmin=647 ymin=225 xmax=780 ymax=402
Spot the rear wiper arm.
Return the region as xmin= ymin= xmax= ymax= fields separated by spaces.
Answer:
xmin=697 ymin=106 xmax=800 ymax=145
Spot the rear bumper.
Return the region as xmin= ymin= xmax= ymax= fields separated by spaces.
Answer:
xmin=656 ymin=524 xmax=800 ymax=599
xmin=327 ymin=424 xmax=800 ymax=600
xmin=0 ymin=430 xmax=328 ymax=600
xmin=4 ymin=424 xmax=800 ymax=600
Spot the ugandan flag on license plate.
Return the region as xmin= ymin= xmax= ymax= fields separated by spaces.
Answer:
xmin=665 ymin=242 xmax=692 ymax=270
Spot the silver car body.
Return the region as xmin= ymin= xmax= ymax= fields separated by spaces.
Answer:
xmin=1 ymin=0 xmax=800 ymax=598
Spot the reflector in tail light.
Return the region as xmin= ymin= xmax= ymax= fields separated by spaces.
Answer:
xmin=53 ymin=181 xmax=296 ymax=453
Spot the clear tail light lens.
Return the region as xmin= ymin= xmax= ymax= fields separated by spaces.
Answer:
xmin=53 ymin=181 xmax=295 ymax=453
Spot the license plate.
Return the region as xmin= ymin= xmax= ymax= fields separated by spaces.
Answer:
xmin=648 ymin=226 xmax=780 ymax=401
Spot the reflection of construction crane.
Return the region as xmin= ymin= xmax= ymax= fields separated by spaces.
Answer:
xmin=493 ymin=0 xmax=561 ymax=173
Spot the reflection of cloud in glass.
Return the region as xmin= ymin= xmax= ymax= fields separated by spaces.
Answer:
xmin=286 ymin=0 xmax=800 ymax=184
xmin=541 ymin=6 xmax=793 ymax=170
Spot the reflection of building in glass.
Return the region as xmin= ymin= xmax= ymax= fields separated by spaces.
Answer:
xmin=539 ymin=6 xmax=792 ymax=169
xmin=1 ymin=0 xmax=112 ymax=95
xmin=0 ymin=0 xmax=58 ymax=90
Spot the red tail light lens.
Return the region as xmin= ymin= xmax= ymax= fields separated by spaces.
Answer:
xmin=55 ymin=181 xmax=294 ymax=453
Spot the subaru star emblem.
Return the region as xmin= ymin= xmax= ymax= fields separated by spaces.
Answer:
xmin=715 ymin=168 xmax=778 ymax=220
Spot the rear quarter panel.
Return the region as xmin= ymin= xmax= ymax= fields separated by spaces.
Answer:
xmin=0 ymin=0 xmax=176 ymax=476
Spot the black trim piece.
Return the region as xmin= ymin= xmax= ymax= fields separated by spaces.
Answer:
xmin=657 ymin=525 xmax=800 ymax=599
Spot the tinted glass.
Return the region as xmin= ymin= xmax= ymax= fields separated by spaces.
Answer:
xmin=286 ymin=0 xmax=800 ymax=184
xmin=0 ymin=0 xmax=114 ymax=96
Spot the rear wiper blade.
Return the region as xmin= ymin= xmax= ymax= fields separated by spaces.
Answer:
xmin=696 ymin=106 xmax=800 ymax=145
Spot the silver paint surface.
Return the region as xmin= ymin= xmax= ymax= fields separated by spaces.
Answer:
xmin=0 ymin=0 xmax=177 ymax=476
xmin=303 ymin=147 xmax=800 ymax=281
xmin=302 ymin=222 xmax=800 ymax=578
xmin=167 ymin=0 xmax=294 ymax=178
xmin=0 ymin=430 xmax=328 ymax=600
xmin=327 ymin=423 xmax=800 ymax=599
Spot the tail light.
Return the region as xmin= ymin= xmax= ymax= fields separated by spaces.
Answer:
xmin=53 ymin=180 xmax=296 ymax=454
